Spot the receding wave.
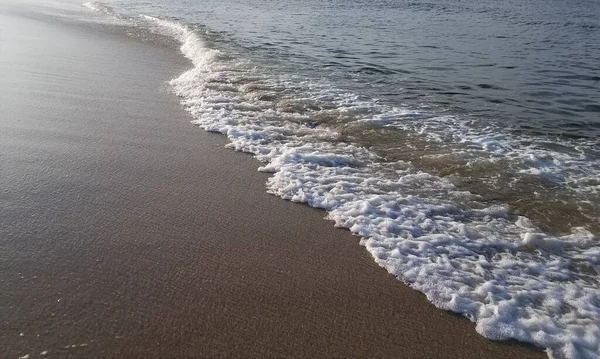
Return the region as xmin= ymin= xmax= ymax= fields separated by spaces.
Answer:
xmin=85 ymin=5 xmax=600 ymax=358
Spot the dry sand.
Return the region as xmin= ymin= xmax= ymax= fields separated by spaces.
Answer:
xmin=0 ymin=6 xmax=546 ymax=358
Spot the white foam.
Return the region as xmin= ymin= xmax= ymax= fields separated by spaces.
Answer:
xmin=139 ymin=14 xmax=600 ymax=359
xmin=82 ymin=2 xmax=99 ymax=12
xmin=81 ymin=2 xmax=127 ymax=24
xmin=387 ymin=114 xmax=600 ymax=197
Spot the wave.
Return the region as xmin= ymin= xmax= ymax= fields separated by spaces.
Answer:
xmin=86 ymin=5 xmax=600 ymax=358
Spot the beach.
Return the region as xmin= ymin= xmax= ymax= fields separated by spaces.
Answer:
xmin=0 ymin=4 xmax=548 ymax=358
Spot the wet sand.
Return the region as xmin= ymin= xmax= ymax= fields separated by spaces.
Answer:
xmin=0 ymin=6 xmax=546 ymax=359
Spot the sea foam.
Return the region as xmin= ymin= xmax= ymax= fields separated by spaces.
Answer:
xmin=104 ymin=11 xmax=600 ymax=359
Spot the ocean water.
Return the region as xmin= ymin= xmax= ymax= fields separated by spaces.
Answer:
xmin=44 ymin=0 xmax=600 ymax=357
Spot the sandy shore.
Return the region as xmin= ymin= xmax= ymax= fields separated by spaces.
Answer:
xmin=0 ymin=5 xmax=546 ymax=359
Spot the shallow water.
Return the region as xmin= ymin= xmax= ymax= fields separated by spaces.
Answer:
xmin=42 ymin=0 xmax=600 ymax=357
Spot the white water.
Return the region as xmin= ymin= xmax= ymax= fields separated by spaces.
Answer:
xmin=83 ymin=4 xmax=600 ymax=358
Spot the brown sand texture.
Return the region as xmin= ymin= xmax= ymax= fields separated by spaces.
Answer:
xmin=0 ymin=6 xmax=546 ymax=359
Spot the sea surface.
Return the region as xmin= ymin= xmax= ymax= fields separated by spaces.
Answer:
xmin=38 ymin=0 xmax=600 ymax=357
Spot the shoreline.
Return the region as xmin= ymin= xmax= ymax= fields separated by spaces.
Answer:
xmin=0 ymin=6 xmax=546 ymax=358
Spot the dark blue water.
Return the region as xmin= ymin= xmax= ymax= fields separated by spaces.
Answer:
xmin=110 ymin=0 xmax=600 ymax=137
